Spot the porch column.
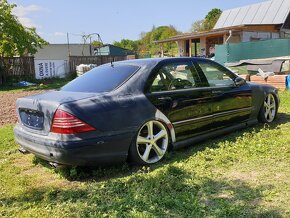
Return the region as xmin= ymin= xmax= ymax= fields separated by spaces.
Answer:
xmin=200 ymin=37 xmax=206 ymax=56
xmin=177 ymin=40 xmax=186 ymax=57
xmin=189 ymin=40 xmax=192 ymax=57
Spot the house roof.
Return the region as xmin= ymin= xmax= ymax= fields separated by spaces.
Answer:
xmin=155 ymin=24 xmax=272 ymax=43
xmin=214 ymin=0 xmax=290 ymax=29
xmin=155 ymin=29 xmax=229 ymax=43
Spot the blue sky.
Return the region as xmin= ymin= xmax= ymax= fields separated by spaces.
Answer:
xmin=9 ymin=0 xmax=266 ymax=44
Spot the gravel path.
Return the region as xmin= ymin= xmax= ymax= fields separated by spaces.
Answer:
xmin=0 ymin=91 xmax=45 ymax=127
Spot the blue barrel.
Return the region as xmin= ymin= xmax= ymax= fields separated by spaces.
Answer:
xmin=287 ymin=75 xmax=290 ymax=90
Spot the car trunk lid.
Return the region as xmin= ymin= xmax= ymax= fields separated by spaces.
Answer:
xmin=16 ymin=91 xmax=95 ymax=135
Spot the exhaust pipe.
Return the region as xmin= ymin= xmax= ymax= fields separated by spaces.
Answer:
xmin=49 ymin=162 xmax=65 ymax=169
xmin=19 ymin=147 xmax=29 ymax=154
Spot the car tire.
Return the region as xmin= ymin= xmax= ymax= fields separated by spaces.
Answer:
xmin=129 ymin=120 xmax=169 ymax=165
xmin=258 ymin=93 xmax=277 ymax=123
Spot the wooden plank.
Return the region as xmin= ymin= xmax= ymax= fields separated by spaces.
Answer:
xmin=250 ymin=75 xmax=287 ymax=90
xmin=68 ymin=55 xmax=127 ymax=73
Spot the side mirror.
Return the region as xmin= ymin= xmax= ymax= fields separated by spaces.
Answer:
xmin=235 ymin=77 xmax=246 ymax=86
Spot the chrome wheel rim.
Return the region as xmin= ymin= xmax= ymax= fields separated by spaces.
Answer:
xmin=264 ymin=94 xmax=276 ymax=122
xmin=136 ymin=120 xmax=168 ymax=164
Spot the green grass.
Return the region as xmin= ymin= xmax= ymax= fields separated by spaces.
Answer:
xmin=0 ymin=78 xmax=73 ymax=93
xmin=1 ymin=92 xmax=290 ymax=217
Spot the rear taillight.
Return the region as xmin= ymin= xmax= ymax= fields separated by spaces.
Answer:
xmin=51 ymin=109 xmax=96 ymax=134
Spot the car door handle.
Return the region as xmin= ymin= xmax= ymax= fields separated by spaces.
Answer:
xmin=158 ymin=97 xmax=172 ymax=101
xmin=212 ymin=90 xmax=223 ymax=94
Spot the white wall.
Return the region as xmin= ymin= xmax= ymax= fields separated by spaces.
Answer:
xmin=34 ymin=44 xmax=91 ymax=61
xmin=33 ymin=44 xmax=91 ymax=79
xmin=242 ymin=31 xmax=279 ymax=42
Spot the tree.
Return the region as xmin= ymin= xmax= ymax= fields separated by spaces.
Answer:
xmin=91 ymin=40 xmax=103 ymax=48
xmin=113 ymin=26 xmax=179 ymax=57
xmin=113 ymin=39 xmax=139 ymax=51
xmin=203 ymin=8 xmax=222 ymax=30
xmin=191 ymin=20 xmax=205 ymax=32
xmin=191 ymin=8 xmax=222 ymax=32
xmin=0 ymin=0 xmax=47 ymax=57
xmin=139 ymin=25 xmax=179 ymax=56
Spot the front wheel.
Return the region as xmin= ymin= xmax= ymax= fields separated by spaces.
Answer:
xmin=129 ymin=120 xmax=169 ymax=165
xmin=258 ymin=93 xmax=277 ymax=123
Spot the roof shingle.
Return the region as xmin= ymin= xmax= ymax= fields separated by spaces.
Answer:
xmin=214 ymin=0 xmax=290 ymax=29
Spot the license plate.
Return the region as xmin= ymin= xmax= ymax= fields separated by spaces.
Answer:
xmin=19 ymin=109 xmax=44 ymax=130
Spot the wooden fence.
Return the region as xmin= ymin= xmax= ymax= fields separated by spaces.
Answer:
xmin=0 ymin=57 xmax=35 ymax=84
xmin=69 ymin=56 xmax=127 ymax=72
xmin=0 ymin=55 xmax=131 ymax=85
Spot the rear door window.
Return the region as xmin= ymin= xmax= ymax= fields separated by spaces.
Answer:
xmin=61 ymin=64 xmax=139 ymax=93
xmin=149 ymin=62 xmax=201 ymax=92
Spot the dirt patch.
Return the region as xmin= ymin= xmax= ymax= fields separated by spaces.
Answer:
xmin=0 ymin=90 xmax=45 ymax=127
xmin=225 ymin=171 xmax=260 ymax=183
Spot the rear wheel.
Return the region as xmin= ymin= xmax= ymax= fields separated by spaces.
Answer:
xmin=129 ymin=120 xmax=169 ymax=165
xmin=258 ymin=93 xmax=277 ymax=123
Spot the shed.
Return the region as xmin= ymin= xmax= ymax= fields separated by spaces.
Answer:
xmin=34 ymin=44 xmax=91 ymax=61
xmin=94 ymin=44 xmax=135 ymax=56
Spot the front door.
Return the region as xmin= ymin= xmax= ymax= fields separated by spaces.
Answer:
xmin=194 ymin=59 xmax=252 ymax=130
xmin=145 ymin=60 xmax=213 ymax=141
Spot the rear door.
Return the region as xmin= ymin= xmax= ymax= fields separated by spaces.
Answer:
xmin=194 ymin=59 xmax=252 ymax=129
xmin=145 ymin=60 xmax=214 ymax=141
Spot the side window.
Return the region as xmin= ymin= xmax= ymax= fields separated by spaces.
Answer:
xmin=150 ymin=62 xmax=200 ymax=92
xmin=197 ymin=61 xmax=235 ymax=87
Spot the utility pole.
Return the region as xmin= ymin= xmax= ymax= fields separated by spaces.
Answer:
xmin=89 ymin=37 xmax=92 ymax=56
xmin=67 ymin=32 xmax=71 ymax=56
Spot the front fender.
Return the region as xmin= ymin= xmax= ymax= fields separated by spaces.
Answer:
xmin=248 ymin=82 xmax=279 ymax=118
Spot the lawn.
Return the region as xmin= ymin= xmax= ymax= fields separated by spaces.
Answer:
xmin=0 ymin=78 xmax=72 ymax=93
xmin=0 ymin=91 xmax=289 ymax=217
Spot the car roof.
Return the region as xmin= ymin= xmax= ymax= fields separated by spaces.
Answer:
xmin=112 ymin=57 xmax=210 ymax=67
xmin=106 ymin=57 xmax=214 ymax=95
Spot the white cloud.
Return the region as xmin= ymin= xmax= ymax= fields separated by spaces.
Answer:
xmin=17 ymin=17 xmax=40 ymax=28
xmin=12 ymin=4 xmax=43 ymax=28
xmin=54 ymin=32 xmax=66 ymax=36
xmin=13 ymin=5 xmax=42 ymax=17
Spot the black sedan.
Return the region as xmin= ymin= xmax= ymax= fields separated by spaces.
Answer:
xmin=14 ymin=58 xmax=279 ymax=166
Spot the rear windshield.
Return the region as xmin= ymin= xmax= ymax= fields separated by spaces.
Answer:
xmin=61 ymin=64 xmax=139 ymax=93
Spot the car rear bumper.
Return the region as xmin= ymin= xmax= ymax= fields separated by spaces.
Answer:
xmin=14 ymin=124 xmax=134 ymax=166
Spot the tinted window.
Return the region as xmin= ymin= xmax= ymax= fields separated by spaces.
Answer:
xmin=61 ymin=64 xmax=139 ymax=93
xmin=197 ymin=61 xmax=235 ymax=87
xmin=150 ymin=62 xmax=201 ymax=92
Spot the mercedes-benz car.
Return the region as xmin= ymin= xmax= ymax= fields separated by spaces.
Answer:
xmin=14 ymin=58 xmax=279 ymax=166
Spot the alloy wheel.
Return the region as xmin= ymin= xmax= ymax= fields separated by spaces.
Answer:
xmin=136 ymin=120 xmax=169 ymax=164
xmin=263 ymin=93 xmax=276 ymax=123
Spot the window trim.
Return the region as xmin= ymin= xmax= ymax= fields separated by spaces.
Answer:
xmin=112 ymin=65 xmax=141 ymax=91
xmin=146 ymin=86 xmax=214 ymax=95
xmin=193 ymin=59 xmax=238 ymax=88
xmin=144 ymin=60 xmax=204 ymax=94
